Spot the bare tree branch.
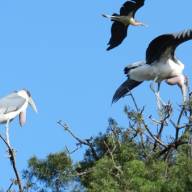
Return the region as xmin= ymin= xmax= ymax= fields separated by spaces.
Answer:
xmin=151 ymin=103 xmax=173 ymax=150
xmin=103 ymin=140 xmax=123 ymax=175
xmin=129 ymin=92 xmax=139 ymax=112
xmin=57 ymin=120 xmax=99 ymax=160
xmin=141 ymin=121 xmax=167 ymax=148
xmin=6 ymin=180 xmax=14 ymax=192
xmin=0 ymin=133 xmax=23 ymax=192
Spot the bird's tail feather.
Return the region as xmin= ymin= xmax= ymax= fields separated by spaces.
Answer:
xmin=112 ymin=79 xmax=142 ymax=103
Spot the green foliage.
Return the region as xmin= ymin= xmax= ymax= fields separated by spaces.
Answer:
xmin=166 ymin=152 xmax=192 ymax=192
xmin=23 ymin=106 xmax=192 ymax=192
xmin=87 ymin=157 xmax=120 ymax=192
xmin=23 ymin=152 xmax=72 ymax=192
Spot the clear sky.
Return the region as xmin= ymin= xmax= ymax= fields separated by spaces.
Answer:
xmin=0 ymin=0 xmax=192 ymax=190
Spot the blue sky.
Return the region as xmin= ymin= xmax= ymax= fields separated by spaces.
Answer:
xmin=0 ymin=0 xmax=192 ymax=190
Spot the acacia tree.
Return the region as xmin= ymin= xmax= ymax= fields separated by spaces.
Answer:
xmin=21 ymin=93 xmax=192 ymax=192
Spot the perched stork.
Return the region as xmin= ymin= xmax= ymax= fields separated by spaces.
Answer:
xmin=112 ymin=29 xmax=192 ymax=105
xmin=0 ymin=89 xmax=37 ymax=145
xmin=103 ymin=0 xmax=146 ymax=51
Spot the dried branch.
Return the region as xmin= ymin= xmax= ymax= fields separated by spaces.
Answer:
xmin=58 ymin=120 xmax=99 ymax=160
xmin=65 ymin=145 xmax=80 ymax=155
xmin=125 ymin=91 xmax=192 ymax=161
xmin=148 ymin=116 xmax=162 ymax=125
xmin=129 ymin=92 xmax=139 ymax=112
xmin=139 ymin=116 xmax=167 ymax=149
xmin=139 ymin=133 xmax=148 ymax=158
xmin=108 ymin=121 xmax=121 ymax=148
xmin=0 ymin=133 xmax=23 ymax=192
xmin=158 ymin=139 xmax=188 ymax=158
xmin=74 ymin=169 xmax=93 ymax=177
xmin=6 ymin=180 xmax=14 ymax=192
xmin=103 ymin=140 xmax=123 ymax=175
xmin=152 ymin=103 xmax=172 ymax=150
xmin=174 ymin=106 xmax=186 ymax=142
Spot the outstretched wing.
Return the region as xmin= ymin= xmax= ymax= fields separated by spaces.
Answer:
xmin=0 ymin=93 xmax=26 ymax=114
xmin=120 ymin=0 xmax=145 ymax=17
xmin=146 ymin=29 xmax=192 ymax=64
xmin=107 ymin=22 xmax=128 ymax=51
xmin=112 ymin=79 xmax=142 ymax=103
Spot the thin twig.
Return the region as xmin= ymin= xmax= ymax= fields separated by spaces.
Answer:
xmin=142 ymin=123 xmax=167 ymax=148
xmin=139 ymin=133 xmax=148 ymax=158
xmin=175 ymin=106 xmax=185 ymax=141
xmin=177 ymin=106 xmax=185 ymax=125
xmin=74 ymin=169 xmax=93 ymax=177
xmin=103 ymin=140 xmax=123 ymax=175
xmin=129 ymin=92 xmax=139 ymax=112
xmin=148 ymin=116 xmax=162 ymax=125
xmin=6 ymin=180 xmax=14 ymax=192
xmin=58 ymin=121 xmax=99 ymax=160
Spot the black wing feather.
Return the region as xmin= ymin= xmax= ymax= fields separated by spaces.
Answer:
xmin=112 ymin=79 xmax=142 ymax=103
xmin=107 ymin=22 xmax=128 ymax=51
xmin=146 ymin=29 xmax=192 ymax=64
xmin=120 ymin=0 xmax=145 ymax=16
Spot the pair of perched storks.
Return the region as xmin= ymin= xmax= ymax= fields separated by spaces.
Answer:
xmin=103 ymin=0 xmax=192 ymax=105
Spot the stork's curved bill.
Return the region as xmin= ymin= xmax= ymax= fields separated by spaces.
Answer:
xmin=103 ymin=0 xmax=146 ymax=50
xmin=29 ymin=97 xmax=38 ymax=113
xmin=112 ymin=29 xmax=192 ymax=103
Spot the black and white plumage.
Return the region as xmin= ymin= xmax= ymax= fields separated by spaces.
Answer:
xmin=112 ymin=29 xmax=192 ymax=103
xmin=103 ymin=0 xmax=146 ymax=51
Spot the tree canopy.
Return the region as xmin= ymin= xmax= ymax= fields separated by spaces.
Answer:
xmin=21 ymin=95 xmax=192 ymax=192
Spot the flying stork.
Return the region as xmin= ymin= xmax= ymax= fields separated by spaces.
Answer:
xmin=103 ymin=0 xmax=146 ymax=51
xmin=0 ymin=89 xmax=37 ymax=145
xmin=112 ymin=29 xmax=192 ymax=105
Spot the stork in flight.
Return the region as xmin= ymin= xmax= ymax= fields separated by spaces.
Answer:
xmin=0 ymin=89 xmax=37 ymax=145
xmin=112 ymin=29 xmax=192 ymax=106
xmin=103 ymin=0 xmax=146 ymax=51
